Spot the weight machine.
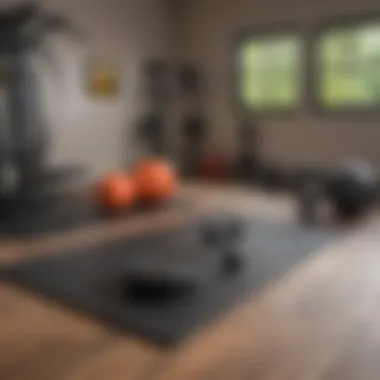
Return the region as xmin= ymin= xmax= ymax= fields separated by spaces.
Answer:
xmin=0 ymin=2 xmax=84 ymax=235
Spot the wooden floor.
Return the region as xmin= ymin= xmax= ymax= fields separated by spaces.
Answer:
xmin=1 ymin=183 xmax=380 ymax=380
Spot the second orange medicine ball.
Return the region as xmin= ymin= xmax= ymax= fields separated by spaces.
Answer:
xmin=134 ymin=159 xmax=178 ymax=203
xmin=97 ymin=172 xmax=137 ymax=211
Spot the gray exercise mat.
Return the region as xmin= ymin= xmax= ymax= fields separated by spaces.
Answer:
xmin=0 ymin=215 xmax=340 ymax=346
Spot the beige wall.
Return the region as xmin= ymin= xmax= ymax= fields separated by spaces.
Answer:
xmin=4 ymin=0 xmax=379 ymax=182
xmin=1 ymin=0 xmax=174 ymax=185
xmin=180 ymin=0 xmax=380 ymax=170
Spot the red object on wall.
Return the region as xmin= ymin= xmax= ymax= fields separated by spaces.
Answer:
xmin=200 ymin=155 xmax=230 ymax=179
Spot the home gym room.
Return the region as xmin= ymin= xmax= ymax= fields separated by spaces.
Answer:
xmin=1 ymin=0 xmax=380 ymax=378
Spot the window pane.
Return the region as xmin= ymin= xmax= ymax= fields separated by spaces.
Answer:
xmin=318 ymin=22 xmax=380 ymax=108
xmin=239 ymin=35 xmax=301 ymax=110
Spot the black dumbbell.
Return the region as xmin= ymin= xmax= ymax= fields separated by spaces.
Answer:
xmin=200 ymin=217 xmax=245 ymax=275
xmin=200 ymin=217 xmax=245 ymax=246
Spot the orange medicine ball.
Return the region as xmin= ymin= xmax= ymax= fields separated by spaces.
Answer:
xmin=134 ymin=159 xmax=178 ymax=203
xmin=97 ymin=172 xmax=137 ymax=211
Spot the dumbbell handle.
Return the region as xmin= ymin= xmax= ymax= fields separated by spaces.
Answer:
xmin=200 ymin=220 xmax=245 ymax=247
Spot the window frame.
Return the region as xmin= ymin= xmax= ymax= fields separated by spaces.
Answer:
xmin=232 ymin=25 xmax=305 ymax=118
xmin=310 ymin=14 xmax=380 ymax=116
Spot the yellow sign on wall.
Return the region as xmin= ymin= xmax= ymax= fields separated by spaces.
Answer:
xmin=87 ymin=62 xmax=119 ymax=98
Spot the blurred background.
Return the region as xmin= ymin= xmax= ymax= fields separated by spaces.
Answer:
xmin=1 ymin=0 xmax=380 ymax=194
xmin=2 ymin=1 xmax=380 ymax=376
xmin=0 ymin=0 xmax=176 ymax=189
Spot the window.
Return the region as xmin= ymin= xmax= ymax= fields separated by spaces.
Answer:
xmin=238 ymin=34 xmax=301 ymax=111
xmin=317 ymin=22 xmax=380 ymax=109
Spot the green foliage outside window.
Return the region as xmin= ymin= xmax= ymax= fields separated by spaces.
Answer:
xmin=239 ymin=35 xmax=301 ymax=110
xmin=239 ymin=22 xmax=380 ymax=112
xmin=318 ymin=23 xmax=380 ymax=108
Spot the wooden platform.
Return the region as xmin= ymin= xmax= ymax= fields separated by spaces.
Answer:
xmin=1 ymin=183 xmax=380 ymax=380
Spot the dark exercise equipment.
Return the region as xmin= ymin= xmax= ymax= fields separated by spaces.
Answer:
xmin=0 ymin=2 xmax=85 ymax=236
xmin=181 ymin=114 xmax=205 ymax=176
xmin=124 ymin=265 xmax=197 ymax=306
xmin=256 ymin=162 xmax=290 ymax=190
xmin=135 ymin=113 xmax=166 ymax=156
xmin=328 ymin=160 xmax=378 ymax=219
xmin=296 ymin=160 xmax=378 ymax=223
xmin=234 ymin=119 xmax=260 ymax=180
xmin=143 ymin=60 xmax=170 ymax=108
xmin=0 ymin=213 xmax=340 ymax=346
xmin=179 ymin=64 xmax=207 ymax=177
xmin=135 ymin=60 xmax=169 ymax=157
xmin=295 ymin=169 xmax=329 ymax=225
xmin=179 ymin=64 xmax=202 ymax=96
xmin=233 ymin=117 xmax=291 ymax=190
xmin=200 ymin=217 xmax=245 ymax=274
